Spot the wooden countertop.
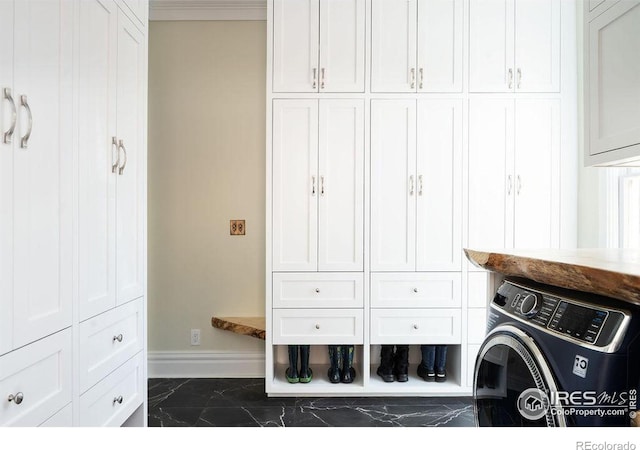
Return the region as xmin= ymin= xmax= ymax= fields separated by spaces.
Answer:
xmin=464 ymin=248 xmax=640 ymax=307
xmin=211 ymin=316 xmax=266 ymax=340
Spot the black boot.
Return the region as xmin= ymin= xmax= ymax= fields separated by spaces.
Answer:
xmin=327 ymin=345 xmax=341 ymax=383
xmin=376 ymin=345 xmax=395 ymax=382
xmin=394 ymin=345 xmax=409 ymax=382
xmin=286 ymin=345 xmax=299 ymax=383
xmin=298 ymin=345 xmax=313 ymax=383
xmin=341 ymin=345 xmax=356 ymax=383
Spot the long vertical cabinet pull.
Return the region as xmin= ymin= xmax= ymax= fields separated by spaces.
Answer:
xmin=320 ymin=176 xmax=325 ymax=195
xmin=312 ymin=68 xmax=317 ymax=89
xmin=312 ymin=176 xmax=316 ymax=195
xmin=320 ymin=68 xmax=325 ymax=90
xmin=118 ymin=140 xmax=128 ymax=175
xmin=508 ymin=69 xmax=513 ymax=89
xmin=507 ymin=175 xmax=512 ymax=195
xmin=517 ymin=68 xmax=522 ymax=89
xmin=3 ymin=88 xmax=17 ymax=144
xmin=19 ymin=95 xmax=33 ymax=149
xmin=111 ymin=137 xmax=120 ymax=173
xmin=410 ymin=68 xmax=416 ymax=89
xmin=418 ymin=175 xmax=423 ymax=196
xmin=409 ymin=175 xmax=415 ymax=195
xmin=517 ymin=175 xmax=521 ymax=195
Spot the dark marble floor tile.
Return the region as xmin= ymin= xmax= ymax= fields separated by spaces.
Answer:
xmin=196 ymin=406 xmax=298 ymax=427
xmin=148 ymin=407 xmax=204 ymax=427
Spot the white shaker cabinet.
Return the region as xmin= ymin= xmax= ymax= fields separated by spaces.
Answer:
xmin=272 ymin=0 xmax=365 ymax=93
xmin=1 ymin=0 xmax=73 ymax=354
xmin=371 ymin=0 xmax=463 ymax=93
xmin=469 ymin=0 xmax=560 ymax=93
xmin=371 ymin=99 xmax=462 ymax=272
xmin=78 ymin=2 xmax=145 ymax=321
xmin=272 ymin=99 xmax=364 ymax=272
xmin=468 ymin=98 xmax=560 ymax=251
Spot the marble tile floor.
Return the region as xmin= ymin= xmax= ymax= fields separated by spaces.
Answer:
xmin=148 ymin=378 xmax=475 ymax=427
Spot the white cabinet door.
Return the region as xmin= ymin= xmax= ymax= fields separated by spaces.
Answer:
xmin=417 ymin=0 xmax=463 ymax=92
xmin=12 ymin=0 xmax=73 ymax=349
xmin=469 ymin=0 xmax=514 ymax=92
xmin=116 ymin=9 xmax=145 ymax=305
xmin=468 ymin=98 xmax=514 ymax=250
xmin=514 ymin=99 xmax=560 ymax=249
xmin=273 ymin=100 xmax=319 ymax=271
xmin=371 ymin=0 xmax=417 ymax=93
xmin=371 ymin=100 xmax=417 ymax=271
xmin=318 ymin=100 xmax=364 ymax=271
xmin=273 ymin=0 xmax=320 ymax=93
xmin=0 ymin=0 xmax=14 ymax=355
xmin=514 ymin=0 xmax=560 ymax=92
xmin=119 ymin=0 xmax=148 ymax=25
xmin=416 ymin=99 xmax=462 ymax=271
xmin=588 ymin=1 xmax=640 ymax=159
xmin=78 ymin=0 xmax=118 ymax=321
xmin=319 ymin=0 xmax=365 ymax=92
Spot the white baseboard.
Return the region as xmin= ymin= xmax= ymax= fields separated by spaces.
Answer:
xmin=150 ymin=0 xmax=267 ymax=21
xmin=148 ymin=350 xmax=265 ymax=378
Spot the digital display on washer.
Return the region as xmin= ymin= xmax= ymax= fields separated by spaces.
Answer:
xmin=548 ymin=302 xmax=608 ymax=342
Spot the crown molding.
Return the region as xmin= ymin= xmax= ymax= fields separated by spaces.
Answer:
xmin=150 ymin=0 xmax=267 ymax=21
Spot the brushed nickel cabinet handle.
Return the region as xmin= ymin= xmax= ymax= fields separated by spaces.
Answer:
xmin=413 ymin=288 xmax=418 ymax=293
xmin=315 ymin=324 xmax=320 ymax=330
xmin=20 ymin=95 xmax=32 ymax=149
xmin=311 ymin=176 xmax=316 ymax=195
xmin=111 ymin=137 xmax=119 ymax=173
xmin=517 ymin=68 xmax=522 ymax=89
xmin=508 ymin=68 xmax=513 ymax=89
xmin=3 ymin=88 xmax=16 ymax=144
xmin=507 ymin=175 xmax=513 ymax=195
xmin=312 ymin=68 xmax=317 ymax=89
xmin=517 ymin=175 xmax=522 ymax=195
xmin=409 ymin=175 xmax=414 ymax=196
xmin=118 ymin=139 xmax=128 ymax=175
xmin=315 ymin=288 xmax=320 ymax=293
xmin=113 ymin=395 xmax=123 ymax=405
xmin=320 ymin=176 xmax=324 ymax=195
xmin=113 ymin=333 xmax=123 ymax=342
xmin=418 ymin=175 xmax=423 ymax=196
xmin=419 ymin=68 xmax=424 ymax=90
xmin=8 ymin=392 xmax=24 ymax=404
xmin=320 ymin=68 xmax=325 ymax=90
xmin=410 ymin=68 xmax=415 ymax=89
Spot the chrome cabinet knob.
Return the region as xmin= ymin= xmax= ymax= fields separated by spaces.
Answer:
xmin=8 ymin=392 xmax=24 ymax=404
xmin=113 ymin=334 xmax=123 ymax=343
xmin=315 ymin=324 xmax=320 ymax=330
xmin=113 ymin=395 xmax=123 ymax=405
xmin=413 ymin=288 xmax=418 ymax=293
xmin=315 ymin=288 xmax=320 ymax=293
xmin=413 ymin=324 xmax=419 ymax=330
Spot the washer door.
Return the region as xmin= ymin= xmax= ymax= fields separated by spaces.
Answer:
xmin=474 ymin=325 xmax=565 ymax=427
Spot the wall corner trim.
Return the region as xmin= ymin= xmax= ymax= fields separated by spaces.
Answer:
xmin=149 ymin=0 xmax=267 ymax=21
xmin=148 ymin=350 xmax=266 ymax=378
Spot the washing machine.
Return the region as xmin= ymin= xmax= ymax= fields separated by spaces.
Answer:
xmin=473 ymin=277 xmax=640 ymax=427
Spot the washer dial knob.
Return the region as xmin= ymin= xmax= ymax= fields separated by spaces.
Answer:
xmin=519 ymin=293 xmax=540 ymax=317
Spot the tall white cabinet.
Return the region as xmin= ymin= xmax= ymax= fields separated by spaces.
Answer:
xmin=0 ymin=0 xmax=148 ymax=427
xmin=266 ymin=0 xmax=576 ymax=397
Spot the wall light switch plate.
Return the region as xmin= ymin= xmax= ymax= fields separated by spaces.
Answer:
xmin=230 ymin=220 xmax=245 ymax=235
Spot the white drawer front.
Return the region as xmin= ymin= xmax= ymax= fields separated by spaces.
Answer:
xmin=467 ymin=344 xmax=481 ymax=387
xmin=371 ymin=273 xmax=461 ymax=308
xmin=79 ymin=298 xmax=144 ymax=393
xmin=272 ymin=309 xmax=363 ymax=344
xmin=79 ymin=352 xmax=144 ymax=427
xmin=40 ymin=403 xmax=73 ymax=427
xmin=370 ymin=309 xmax=461 ymax=344
xmin=0 ymin=329 xmax=72 ymax=426
xmin=468 ymin=308 xmax=488 ymax=344
xmin=273 ymin=273 xmax=363 ymax=308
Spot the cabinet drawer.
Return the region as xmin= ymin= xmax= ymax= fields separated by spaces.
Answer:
xmin=79 ymin=298 xmax=144 ymax=393
xmin=40 ymin=403 xmax=73 ymax=427
xmin=79 ymin=352 xmax=144 ymax=427
xmin=273 ymin=273 xmax=363 ymax=308
xmin=370 ymin=309 xmax=461 ymax=344
xmin=370 ymin=273 xmax=461 ymax=308
xmin=468 ymin=308 xmax=488 ymax=344
xmin=272 ymin=309 xmax=363 ymax=344
xmin=0 ymin=329 xmax=72 ymax=426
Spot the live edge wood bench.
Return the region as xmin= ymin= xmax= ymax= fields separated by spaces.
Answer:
xmin=211 ymin=316 xmax=266 ymax=340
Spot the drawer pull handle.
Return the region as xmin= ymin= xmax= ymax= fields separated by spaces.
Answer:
xmin=413 ymin=324 xmax=419 ymax=330
xmin=7 ymin=392 xmax=24 ymax=405
xmin=413 ymin=288 xmax=418 ymax=293
xmin=113 ymin=395 xmax=123 ymax=405
xmin=315 ymin=324 xmax=320 ymax=330
xmin=113 ymin=334 xmax=124 ymax=343
xmin=315 ymin=288 xmax=320 ymax=293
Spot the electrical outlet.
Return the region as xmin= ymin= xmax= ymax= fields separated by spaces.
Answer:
xmin=230 ymin=219 xmax=245 ymax=235
xmin=191 ymin=329 xmax=201 ymax=346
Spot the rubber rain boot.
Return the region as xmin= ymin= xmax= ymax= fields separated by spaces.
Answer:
xmin=285 ymin=345 xmax=299 ymax=383
xmin=394 ymin=345 xmax=409 ymax=382
xmin=327 ymin=345 xmax=341 ymax=383
xmin=376 ymin=345 xmax=395 ymax=382
xmin=298 ymin=345 xmax=313 ymax=383
xmin=341 ymin=345 xmax=356 ymax=383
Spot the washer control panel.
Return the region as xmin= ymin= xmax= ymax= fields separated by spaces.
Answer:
xmin=492 ymin=280 xmax=628 ymax=349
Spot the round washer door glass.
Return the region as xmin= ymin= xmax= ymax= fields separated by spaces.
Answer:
xmin=474 ymin=329 xmax=564 ymax=427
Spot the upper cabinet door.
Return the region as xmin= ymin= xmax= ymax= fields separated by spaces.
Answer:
xmin=319 ymin=0 xmax=365 ymax=93
xmin=116 ymin=10 xmax=146 ymax=305
xmin=468 ymin=98 xmax=514 ymax=250
xmin=514 ymin=0 xmax=560 ymax=93
xmin=273 ymin=0 xmax=320 ymax=93
xmin=370 ymin=100 xmax=417 ymax=271
xmin=318 ymin=100 xmax=364 ymax=271
xmin=416 ymin=0 xmax=463 ymax=92
xmin=371 ymin=0 xmax=418 ymax=93
xmin=469 ymin=0 xmax=514 ymax=92
xmin=78 ymin=0 xmax=118 ymax=321
xmin=119 ymin=0 xmax=148 ymax=26
xmin=416 ymin=99 xmax=462 ymax=271
xmin=273 ymin=100 xmax=319 ymax=271
xmin=12 ymin=0 xmax=73 ymax=348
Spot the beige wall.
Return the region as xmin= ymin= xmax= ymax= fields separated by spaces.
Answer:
xmin=148 ymin=21 xmax=266 ymax=353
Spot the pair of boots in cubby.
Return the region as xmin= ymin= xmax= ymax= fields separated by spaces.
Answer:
xmin=286 ymin=345 xmax=312 ymax=383
xmin=327 ymin=345 xmax=356 ymax=384
xmin=376 ymin=345 xmax=409 ymax=382
xmin=416 ymin=345 xmax=448 ymax=382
